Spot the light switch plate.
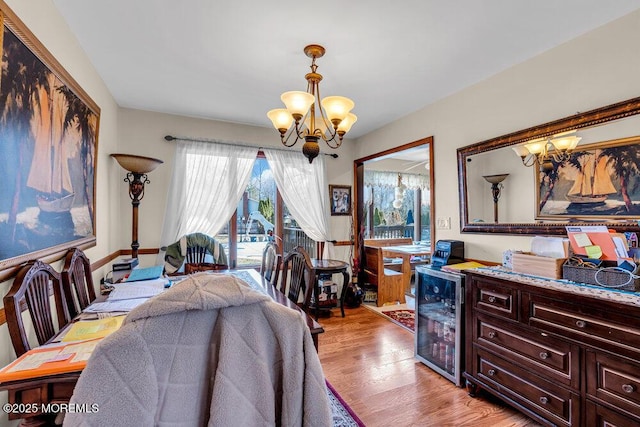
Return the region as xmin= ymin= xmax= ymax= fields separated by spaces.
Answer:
xmin=436 ymin=217 xmax=451 ymax=229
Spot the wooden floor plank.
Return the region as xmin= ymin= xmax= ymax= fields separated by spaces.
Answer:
xmin=318 ymin=306 xmax=541 ymax=427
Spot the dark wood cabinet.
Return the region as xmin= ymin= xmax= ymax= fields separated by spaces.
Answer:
xmin=464 ymin=270 xmax=640 ymax=427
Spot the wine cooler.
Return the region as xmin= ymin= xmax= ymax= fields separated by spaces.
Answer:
xmin=414 ymin=265 xmax=465 ymax=386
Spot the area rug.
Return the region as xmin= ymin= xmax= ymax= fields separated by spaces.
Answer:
xmin=328 ymin=380 xmax=365 ymax=426
xmin=380 ymin=309 xmax=415 ymax=332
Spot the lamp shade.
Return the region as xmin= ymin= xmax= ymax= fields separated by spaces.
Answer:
xmin=512 ymin=145 xmax=530 ymax=157
xmin=281 ymin=91 xmax=315 ymax=118
xmin=337 ymin=113 xmax=358 ymax=133
xmin=551 ymin=135 xmax=581 ymax=151
xmin=321 ymin=96 xmax=355 ymax=123
xmin=267 ymin=108 xmax=294 ymax=131
xmin=483 ymin=174 xmax=509 ymax=185
xmin=524 ymin=138 xmax=547 ymax=155
xmin=111 ymin=153 xmax=163 ymax=173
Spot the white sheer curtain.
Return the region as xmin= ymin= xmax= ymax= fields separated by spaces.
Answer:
xmin=263 ymin=149 xmax=334 ymax=259
xmin=158 ymin=140 xmax=258 ymax=256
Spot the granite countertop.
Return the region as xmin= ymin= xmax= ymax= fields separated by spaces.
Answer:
xmin=468 ymin=266 xmax=640 ymax=308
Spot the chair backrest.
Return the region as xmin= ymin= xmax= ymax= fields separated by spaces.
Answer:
xmin=280 ymin=246 xmax=314 ymax=310
xmin=261 ymin=242 xmax=282 ymax=288
xmin=186 ymin=245 xmax=208 ymax=264
xmin=4 ymin=260 xmax=70 ymax=356
xmin=61 ymin=248 xmax=96 ymax=319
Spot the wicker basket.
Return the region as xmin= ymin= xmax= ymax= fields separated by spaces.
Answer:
xmin=562 ymin=262 xmax=640 ymax=291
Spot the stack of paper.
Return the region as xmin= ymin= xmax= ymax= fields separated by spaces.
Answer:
xmin=61 ymin=316 xmax=126 ymax=342
xmin=566 ymin=225 xmax=627 ymax=261
xmin=0 ymin=339 xmax=103 ymax=382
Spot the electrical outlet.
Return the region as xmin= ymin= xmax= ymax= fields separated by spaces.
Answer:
xmin=436 ymin=217 xmax=451 ymax=230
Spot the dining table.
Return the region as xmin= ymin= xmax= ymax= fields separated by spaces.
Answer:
xmin=0 ymin=268 xmax=323 ymax=426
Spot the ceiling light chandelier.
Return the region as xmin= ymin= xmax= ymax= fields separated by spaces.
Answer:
xmin=267 ymin=44 xmax=357 ymax=163
xmin=512 ymin=130 xmax=581 ymax=171
xmin=392 ymin=174 xmax=407 ymax=209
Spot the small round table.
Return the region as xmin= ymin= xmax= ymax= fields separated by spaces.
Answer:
xmin=310 ymin=259 xmax=350 ymax=319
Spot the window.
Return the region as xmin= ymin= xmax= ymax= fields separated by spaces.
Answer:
xmin=214 ymin=155 xmax=317 ymax=268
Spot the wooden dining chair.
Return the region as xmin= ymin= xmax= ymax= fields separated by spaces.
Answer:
xmin=61 ymin=248 xmax=97 ymax=319
xmin=280 ymin=246 xmax=314 ymax=311
xmin=260 ymin=241 xmax=282 ymax=289
xmin=182 ymin=233 xmax=228 ymax=274
xmin=4 ymin=260 xmax=70 ymax=357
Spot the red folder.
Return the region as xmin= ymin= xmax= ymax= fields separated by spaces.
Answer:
xmin=566 ymin=230 xmax=618 ymax=261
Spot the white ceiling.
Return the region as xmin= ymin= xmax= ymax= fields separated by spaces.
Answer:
xmin=52 ymin=1 xmax=640 ymax=139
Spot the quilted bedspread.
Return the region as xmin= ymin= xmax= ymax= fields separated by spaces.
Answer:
xmin=64 ymin=273 xmax=331 ymax=426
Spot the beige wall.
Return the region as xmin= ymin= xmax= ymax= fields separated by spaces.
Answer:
xmin=116 ymin=108 xmax=356 ymax=265
xmin=1 ymin=1 xmax=639 ymax=422
xmin=0 ymin=1 xmax=120 ymax=422
xmin=355 ymin=10 xmax=640 ymax=262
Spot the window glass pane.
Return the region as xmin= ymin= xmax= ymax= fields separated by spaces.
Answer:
xmin=364 ymin=171 xmax=431 ymax=246
xmin=214 ymin=156 xmax=317 ymax=266
xmin=282 ymin=205 xmax=317 ymax=258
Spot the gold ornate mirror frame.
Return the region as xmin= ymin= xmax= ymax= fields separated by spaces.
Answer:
xmin=457 ymin=96 xmax=640 ymax=235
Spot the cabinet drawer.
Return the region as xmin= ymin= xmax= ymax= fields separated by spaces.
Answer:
xmin=585 ymin=400 xmax=640 ymax=427
xmin=526 ymin=294 xmax=640 ymax=354
xmin=587 ymin=350 xmax=640 ymax=418
xmin=472 ymin=278 xmax=518 ymax=321
xmin=475 ymin=348 xmax=579 ymax=426
xmin=476 ymin=314 xmax=579 ymax=388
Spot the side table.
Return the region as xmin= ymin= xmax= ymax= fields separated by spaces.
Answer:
xmin=310 ymin=259 xmax=350 ymax=320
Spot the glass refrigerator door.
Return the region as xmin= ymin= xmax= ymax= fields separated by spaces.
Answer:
xmin=415 ymin=266 xmax=463 ymax=385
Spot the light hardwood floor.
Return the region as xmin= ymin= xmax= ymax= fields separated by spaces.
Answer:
xmin=317 ymin=306 xmax=541 ymax=427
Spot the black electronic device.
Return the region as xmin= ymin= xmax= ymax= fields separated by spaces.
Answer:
xmin=112 ymin=257 xmax=139 ymax=271
xmin=431 ymin=240 xmax=464 ymax=267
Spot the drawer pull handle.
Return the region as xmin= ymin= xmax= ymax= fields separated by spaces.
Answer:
xmin=488 ymin=296 xmax=497 ymax=303
xmin=575 ymin=320 xmax=586 ymax=328
xmin=622 ymin=384 xmax=635 ymax=393
xmin=487 ymin=369 xmax=496 ymax=376
xmin=539 ymin=396 xmax=549 ymax=405
xmin=488 ymin=331 xmax=496 ymax=339
xmin=539 ymin=352 xmax=550 ymax=360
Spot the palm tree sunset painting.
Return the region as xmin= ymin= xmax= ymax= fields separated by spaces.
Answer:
xmin=537 ymin=137 xmax=640 ymax=219
xmin=0 ymin=8 xmax=100 ymax=268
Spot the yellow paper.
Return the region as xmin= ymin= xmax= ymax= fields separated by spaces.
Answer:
xmin=573 ymin=233 xmax=592 ymax=248
xmin=585 ymin=245 xmax=603 ymax=259
xmin=62 ymin=316 xmax=125 ymax=342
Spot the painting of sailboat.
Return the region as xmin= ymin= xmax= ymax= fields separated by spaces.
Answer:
xmin=27 ymin=73 xmax=77 ymax=214
xmin=565 ymin=153 xmax=617 ymax=204
xmin=0 ymin=5 xmax=100 ymax=270
xmin=537 ymin=137 xmax=640 ymax=219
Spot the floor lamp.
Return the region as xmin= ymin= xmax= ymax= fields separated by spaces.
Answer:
xmin=111 ymin=153 xmax=163 ymax=258
xmin=482 ymin=174 xmax=509 ymax=223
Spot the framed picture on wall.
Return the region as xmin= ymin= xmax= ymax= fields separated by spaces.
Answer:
xmin=536 ymin=136 xmax=640 ymax=219
xmin=329 ymin=185 xmax=352 ymax=216
xmin=0 ymin=3 xmax=101 ymax=272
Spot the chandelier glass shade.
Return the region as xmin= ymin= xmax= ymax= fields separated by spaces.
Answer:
xmin=512 ymin=130 xmax=581 ymax=171
xmin=267 ymin=44 xmax=357 ymax=163
xmin=392 ymin=174 xmax=407 ymax=209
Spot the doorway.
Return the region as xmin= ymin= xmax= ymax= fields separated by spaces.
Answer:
xmin=353 ymin=137 xmax=435 ymax=289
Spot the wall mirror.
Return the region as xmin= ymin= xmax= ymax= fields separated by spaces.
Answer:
xmin=354 ymin=137 xmax=435 ymax=246
xmin=458 ymin=96 xmax=640 ymax=235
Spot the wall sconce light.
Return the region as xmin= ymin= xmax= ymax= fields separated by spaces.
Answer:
xmin=111 ymin=153 xmax=163 ymax=258
xmin=512 ymin=130 xmax=581 ymax=171
xmin=483 ymin=174 xmax=509 ymax=223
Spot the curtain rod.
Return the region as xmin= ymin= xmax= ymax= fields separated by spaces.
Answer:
xmin=163 ymin=135 xmax=338 ymax=158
